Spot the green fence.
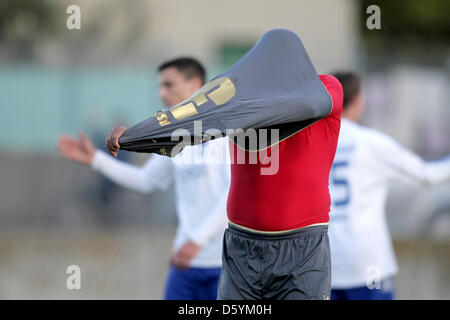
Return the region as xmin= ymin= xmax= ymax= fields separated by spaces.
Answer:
xmin=0 ymin=66 xmax=161 ymax=153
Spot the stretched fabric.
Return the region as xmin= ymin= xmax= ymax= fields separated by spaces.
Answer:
xmin=118 ymin=28 xmax=332 ymax=156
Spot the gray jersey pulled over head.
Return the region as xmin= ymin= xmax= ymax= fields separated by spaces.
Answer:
xmin=119 ymin=29 xmax=332 ymax=156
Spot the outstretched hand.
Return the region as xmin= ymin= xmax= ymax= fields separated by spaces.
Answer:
xmin=57 ymin=131 xmax=96 ymax=165
xmin=105 ymin=126 xmax=127 ymax=157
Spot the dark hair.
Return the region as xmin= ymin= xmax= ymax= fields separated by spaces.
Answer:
xmin=332 ymin=71 xmax=361 ymax=110
xmin=158 ymin=57 xmax=206 ymax=85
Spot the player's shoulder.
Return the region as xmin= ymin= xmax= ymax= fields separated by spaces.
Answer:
xmin=364 ymin=126 xmax=395 ymax=142
xmin=318 ymin=74 xmax=344 ymax=117
xmin=340 ymin=120 xmax=386 ymax=142
xmin=319 ymin=74 xmax=343 ymax=97
xmin=354 ymin=123 xmax=401 ymax=152
xmin=145 ymin=152 xmax=174 ymax=168
xmin=319 ymin=74 xmax=340 ymax=85
xmin=340 ymin=119 xmax=365 ymax=134
xmin=204 ymin=136 xmax=230 ymax=150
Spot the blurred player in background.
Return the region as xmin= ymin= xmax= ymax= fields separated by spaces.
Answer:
xmin=328 ymin=71 xmax=450 ymax=300
xmin=58 ymin=58 xmax=230 ymax=300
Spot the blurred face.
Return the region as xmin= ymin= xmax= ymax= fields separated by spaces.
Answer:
xmin=158 ymin=67 xmax=202 ymax=107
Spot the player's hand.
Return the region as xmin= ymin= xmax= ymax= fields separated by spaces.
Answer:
xmin=171 ymin=241 xmax=201 ymax=269
xmin=105 ymin=126 xmax=127 ymax=157
xmin=57 ymin=131 xmax=96 ymax=165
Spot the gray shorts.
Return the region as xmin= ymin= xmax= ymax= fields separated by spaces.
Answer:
xmin=217 ymin=223 xmax=331 ymax=300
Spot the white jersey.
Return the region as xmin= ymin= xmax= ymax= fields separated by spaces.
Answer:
xmin=92 ymin=137 xmax=231 ymax=268
xmin=329 ymin=119 xmax=450 ymax=289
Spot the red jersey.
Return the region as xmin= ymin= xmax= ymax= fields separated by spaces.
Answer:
xmin=227 ymin=74 xmax=344 ymax=231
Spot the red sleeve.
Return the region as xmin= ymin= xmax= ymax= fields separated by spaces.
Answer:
xmin=318 ymin=74 xmax=344 ymax=117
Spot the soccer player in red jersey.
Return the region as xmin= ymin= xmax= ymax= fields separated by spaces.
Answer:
xmin=105 ymin=29 xmax=344 ymax=299
xmin=218 ymin=74 xmax=343 ymax=299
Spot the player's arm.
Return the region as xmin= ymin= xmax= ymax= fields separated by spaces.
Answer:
xmin=371 ymin=131 xmax=450 ymax=185
xmin=172 ymin=193 xmax=229 ymax=269
xmin=58 ymin=130 xmax=173 ymax=193
xmin=188 ymin=145 xmax=230 ymax=247
xmin=171 ymin=139 xmax=231 ymax=268
xmin=189 ymin=199 xmax=228 ymax=247
xmin=91 ymin=150 xmax=173 ymax=194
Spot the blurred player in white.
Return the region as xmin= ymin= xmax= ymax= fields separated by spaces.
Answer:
xmin=57 ymin=58 xmax=230 ymax=300
xmin=328 ymin=71 xmax=450 ymax=300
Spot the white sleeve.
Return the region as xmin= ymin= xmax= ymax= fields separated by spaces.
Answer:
xmin=369 ymin=131 xmax=450 ymax=186
xmin=91 ymin=150 xmax=174 ymax=194
xmin=188 ymin=139 xmax=231 ymax=246
xmin=188 ymin=193 xmax=228 ymax=247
